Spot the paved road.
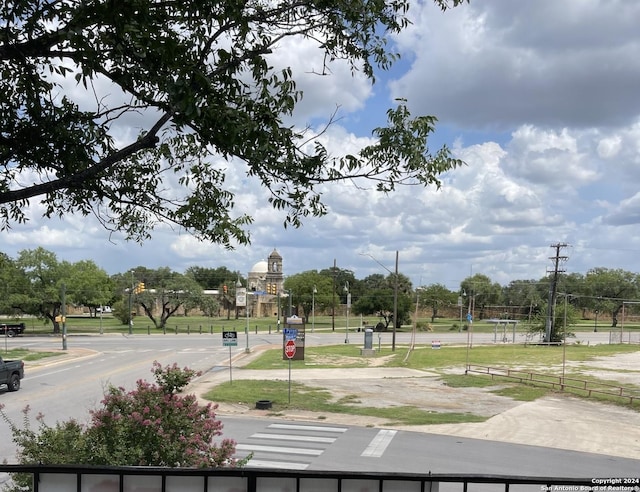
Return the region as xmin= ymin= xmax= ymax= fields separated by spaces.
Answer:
xmin=2 ymin=332 xmax=639 ymax=481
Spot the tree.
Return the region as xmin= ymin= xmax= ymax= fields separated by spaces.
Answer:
xmin=352 ymin=284 xmax=412 ymax=330
xmin=136 ymin=268 xmax=204 ymax=329
xmin=582 ymin=268 xmax=639 ymax=327
xmin=186 ymin=266 xmax=241 ymax=290
xmin=66 ymin=260 xmax=113 ymax=317
xmin=419 ymin=283 xmax=457 ymax=323
xmin=530 ymin=299 xmax=579 ymax=343
xmin=0 ymin=0 xmax=465 ymax=247
xmin=282 ymin=270 xmax=333 ymax=320
xmin=0 ymin=253 xmax=29 ymax=316
xmin=502 ymin=279 xmax=544 ymax=322
xmin=461 ymin=274 xmax=502 ymax=320
xmin=13 ymin=248 xmax=69 ymax=333
xmin=1 ymin=363 xmax=241 ymax=490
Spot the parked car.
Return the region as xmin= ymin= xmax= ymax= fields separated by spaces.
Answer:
xmin=96 ymin=306 xmax=112 ymax=313
xmin=0 ymin=355 xmax=24 ymax=391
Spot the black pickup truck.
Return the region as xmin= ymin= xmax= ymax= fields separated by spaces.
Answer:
xmin=0 ymin=356 xmax=24 ymax=391
xmin=0 ymin=322 xmax=25 ymax=337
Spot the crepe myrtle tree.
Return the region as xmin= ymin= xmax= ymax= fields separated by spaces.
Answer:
xmin=0 ymin=0 xmax=466 ymax=246
xmin=1 ymin=362 xmax=243 ymax=491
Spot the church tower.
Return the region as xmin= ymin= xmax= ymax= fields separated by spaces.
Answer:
xmin=266 ymin=249 xmax=283 ymax=293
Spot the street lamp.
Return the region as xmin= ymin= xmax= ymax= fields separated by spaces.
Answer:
xmin=344 ymin=281 xmax=350 ymax=343
xmin=360 ymin=251 xmax=399 ymax=351
xmin=312 ymin=285 xmax=317 ymax=333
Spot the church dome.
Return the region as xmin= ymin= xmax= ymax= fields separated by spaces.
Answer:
xmin=250 ymin=260 xmax=268 ymax=274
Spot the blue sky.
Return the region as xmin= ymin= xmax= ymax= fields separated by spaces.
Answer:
xmin=5 ymin=0 xmax=640 ymax=291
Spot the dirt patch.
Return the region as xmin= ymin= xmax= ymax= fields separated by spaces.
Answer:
xmin=304 ymin=354 xmax=395 ymax=367
xmin=302 ymin=376 xmax=518 ymax=416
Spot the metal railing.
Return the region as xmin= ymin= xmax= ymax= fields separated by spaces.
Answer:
xmin=0 ymin=464 xmax=606 ymax=492
xmin=466 ymin=364 xmax=640 ymax=405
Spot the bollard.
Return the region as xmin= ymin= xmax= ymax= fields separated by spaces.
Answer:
xmin=175 ymin=325 xmax=178 ymax=335
xmin=147 ymin=325 xmax=150 ymax=335
xmin=255 ymin=325 xmax=258 ymax=334
xmin=199 ymin=325 xmax=202 ymax=335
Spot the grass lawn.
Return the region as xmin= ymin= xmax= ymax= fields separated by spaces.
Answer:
xmin=204 ymin=379 xmax=488 ymax=426
xmin=204 ymin=343 xmax=640 ymax=425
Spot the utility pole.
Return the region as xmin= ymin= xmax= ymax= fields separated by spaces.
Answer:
xmin=545 ymin=243 xmax=568 ymax=342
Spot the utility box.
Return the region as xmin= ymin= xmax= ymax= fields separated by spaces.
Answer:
xmin=364 ymin=328 xmax=373 ymax=349
xmin=361 ymin=328 xmax=376 ymax=356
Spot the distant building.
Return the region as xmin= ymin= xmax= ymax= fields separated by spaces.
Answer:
xmin=246 ymin=249 xmax=284 ymax=318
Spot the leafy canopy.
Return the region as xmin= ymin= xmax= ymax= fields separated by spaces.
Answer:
xmin=0 ymin=0 xmax=466 ymax=246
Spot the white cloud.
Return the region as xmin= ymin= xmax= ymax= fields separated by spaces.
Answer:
xmin=7 ymin=1 xmax=640 ymax=292
xmin=391 ymin=0 xmax=640 ymax=130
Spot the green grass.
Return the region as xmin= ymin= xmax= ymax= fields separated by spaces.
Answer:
xmin=243 ymin=343 xmax=640 ymax=372
xmin=204 ymin=380 xmax=488 ymax=426
xmin=1 ymin=348 xmax=62 ymax=361
xmin=202 ymin=343 xmax=640 ymax=425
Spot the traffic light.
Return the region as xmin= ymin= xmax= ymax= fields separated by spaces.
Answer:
xmin=138 ymin=282 xmax=145 ymax=293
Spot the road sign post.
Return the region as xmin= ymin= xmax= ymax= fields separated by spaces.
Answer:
xmin=222 ymin=331 xmax=238 ymax=384
xmin=284 ymin=338 xmax=296 ymax=403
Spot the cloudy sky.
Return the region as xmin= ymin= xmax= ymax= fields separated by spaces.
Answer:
xmin=6 ymin=0 xmax=640 ymax=290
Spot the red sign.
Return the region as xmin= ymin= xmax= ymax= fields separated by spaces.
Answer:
xmin=284 ymin=339 xmax=296 ymax=359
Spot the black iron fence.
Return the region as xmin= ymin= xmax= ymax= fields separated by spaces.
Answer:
xmin=0 ymin=464 xmax=618 ymax=492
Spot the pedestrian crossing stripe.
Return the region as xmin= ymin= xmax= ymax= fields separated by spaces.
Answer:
xmin=251 ymin=433 xmax=336 ymax=443
xmin=361 ymin=429 xmax=397 ymax=457
xmin=268 ymin=423 xmax=347 ymax=433
xmin=236 ymin=444 xmax=323 ymax=456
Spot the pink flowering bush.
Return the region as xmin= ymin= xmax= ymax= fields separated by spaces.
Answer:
xmin=1 ymin=362 xmax=241 ymax=474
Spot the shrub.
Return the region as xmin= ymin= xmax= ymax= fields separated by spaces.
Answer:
xmin=1 ymin=362 xmax=243 ymax=490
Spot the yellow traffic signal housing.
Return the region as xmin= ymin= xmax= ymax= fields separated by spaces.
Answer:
xmin=138 ymin=282 xmax=145 ymax=292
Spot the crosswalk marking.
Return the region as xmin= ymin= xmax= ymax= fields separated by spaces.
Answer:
xmin=245 ymin=460 xmax=309 ymax=470
xmin=361 ymin=429 xmax=397 ymax=457
xmin=268 ymin=423 xmax=347 ymax=433
xmin=235 ymin=422 xmax=348 ymax=470
xmin=251 ymin=433 xmax=337 ymax=444
xmin=236 ymin=444 xmax=323 ymax=456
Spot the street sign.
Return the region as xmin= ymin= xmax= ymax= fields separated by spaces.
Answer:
xmin=284 ymin=339 xmax=296 ymax=359
xmin=283 ymin=328 xmax=298 ymax=340
xmin=222 ymin=331 xmax=238 ymax=347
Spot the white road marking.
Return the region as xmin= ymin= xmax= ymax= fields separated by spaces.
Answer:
xmin=361 ymin=429 xmax=397 ymax=457
xmin=244 ymin=460 xmax=309 ymax=470
xmin=236 ymin=444 xmax=323 ymax=456
xmin=251 ymin=433 xmax=336 ymax=444
xmin=268 ymin=423 xmax=347 ymax=433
